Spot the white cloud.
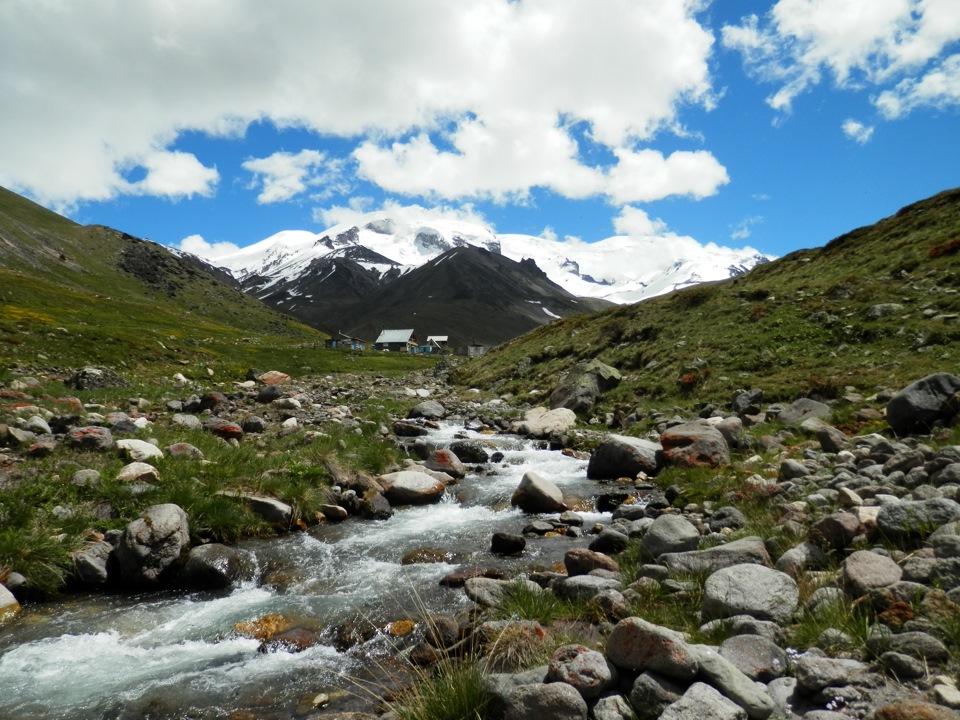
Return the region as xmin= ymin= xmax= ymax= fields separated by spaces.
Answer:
xmin=842 ymin=119 xmax=875 ymax=143
xmin=0 ymin=0 xmax=721 ymax=208
xmin=730 ymin=215 xmax=764 ymax=240
xmin=179 ymin=234 xmax=240 ymax=259
xmin=242 ymin=149 xmax=343 ymax=204
xmin=133 ymin=151 xmax=219 ymax=199
xmin=876 ymin=53 xmax=960 ymax=117
xmin=723 ymin=0 xmax=960 ymax=115
xmin=613 ymin=206 xmax=668 ymax=237
xmin=606 ymin=149 xmax=729 ymax=204
xmin=313 ymin=200 xmax=491 ymax=232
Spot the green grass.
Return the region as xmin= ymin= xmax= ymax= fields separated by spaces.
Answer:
xmin=491 ymin=578 xmax=592 ymax=625
xmin=390 ymin=659 xmax=492 ymax=720
xmin=453 ymin=187 xmax=960 ymax=414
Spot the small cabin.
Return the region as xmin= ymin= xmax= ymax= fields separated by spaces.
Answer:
xmin=374 ymin=328 xmax=417 ymax=352
xmin=426 ymin=335 xmax=449 ymax=352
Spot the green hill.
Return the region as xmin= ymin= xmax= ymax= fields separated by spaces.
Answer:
xmin=453 ymin=188 xmax=960 ymax=410
xmin=0 ymin=187 xmax=430 ymax=377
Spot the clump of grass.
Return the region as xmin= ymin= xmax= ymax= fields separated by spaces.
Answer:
xmin=0 ymin=526 xmax=73 ymax=597
xmin=483 ymin=621 xmax=552 ymax=672
xmin=390 ymin=658 xmax=491 ymax=720
xmin=787 ymin=582 xmax=875 ymax=657
xmin=492 ymin=579 xmax=587 ymax=625
xmin=624 ymin=569 xmax=711 ymax=638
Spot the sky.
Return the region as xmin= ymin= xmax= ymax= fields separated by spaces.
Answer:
xmin=1 ymin=0 xmax=959 ymax=265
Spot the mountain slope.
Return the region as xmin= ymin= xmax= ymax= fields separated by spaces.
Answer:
xmin=453 ymin=188 xmax=960 ymax=409
xmin=0 ymin=186 xmax=327 ymax=373
xmin=326 ymin=246 xmax=613 ymax=347
xmin=209 ymin=211 xmax=771 ymax=306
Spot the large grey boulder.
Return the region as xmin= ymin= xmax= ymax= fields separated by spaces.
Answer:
xmin=113 ymin=504 xmax=190 ymax=587
xmin=660 ymin=682 xmax=747 ymax=720
xmin=182 ymin=543 xmax=241 ymax=590
xmin=66 ymin=426 xmax=114 ymax=451
xmin=511 ymin=471 xmax=567 ymax=513
xmin=553 ymin=575 xmax=621 ymax=602
xmin=378 ymin=470 xmax=446 ymax=506
xmin=629 ymin=671 xmax=685 ymax=719
xmin=718 ymin=634 xmax=789 ymax=682
xmin=690 ymin=644 xmax=775 ymax=719
xmin=660 ymin=422 xmax=730 ymax=468
xmin=641 ymin=514 xmax=701 ymax=559
xmin=877 ymin=498 xmax=960 ymax=541
xmin=587 ymin=435 xmax=662 ymax=479
xmin=504 ymin=681 xmax=588 ymax=720
xmin=548 ymin=360 xmax=621 ymax=416
xmin=510 ymin=407 xmax=577 ymax=438
xmin=793 ymin=656 xmax=871 ymax=694
xmin=702 ymin=564 xmax=799 ymax=625
xmin=660 ymin=536 xmax=771 ymax=575
xmin=408 ymin=400 xmax=445 ymax=420
xmin=886 ymin=373 xmax=960 ymax=435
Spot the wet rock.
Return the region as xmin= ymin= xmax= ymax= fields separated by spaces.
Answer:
xmin=378 ymin=470 xmax=446 ymax=505
xmin=440 ymin=567 xmax=504 ymax=587
xmin=0 ymin=584 xmax=20 ymax=623
xmin=491 ymin=532 xmax=526 ymax=555
xmin=702 ymin=564 xmax=799 ymax=624
xmin=449 ymin=440 xmax=490 ymax=464
xmin=425 ymin=449 xmax=466 ymax=479
xmin=182 ymin=544 xmax=241 ymax=590
xmin=258 ymin=627 xmax=321 ymax=654
xmin=510 ymin=406 xmax=577 ymax=438
xmin=605 ymin=616 xmax=698 ymax=679
xmin=511 ymin=471 xmax=567 ymax=513
xmin=886 ymin=373 xmax=960 ymax=436
xmin=113 ymin=503 xmax=190 ymax=587
xmin=587 ymin=435 xmax=661 ymax=479
xmin=660 ymin=421 xmax=730 ymax=468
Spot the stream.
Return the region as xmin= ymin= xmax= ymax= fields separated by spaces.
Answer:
xmin=0 ymin=423 xmax=623 ymax=719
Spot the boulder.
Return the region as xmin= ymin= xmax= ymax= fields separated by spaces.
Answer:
xmin=510 ymin=407 xmax=577 ymax=438
xmin=660 ymin=682 xmax=747 ymax=720
xmin=660 ymin=422 xmax=730 ymax=468
xmin=449 ymin=440 xmax=490 ymax=464
xmin=886 ymin=373 xmax=960 ymax=435
xmin=115 ymin=461 xmax=160 ymax=483
xmin=182 ymin=543 xmax=241 ymax=589
xmin=204 ymin=418 xmax=243 ymax=440
xmin=660 ymin=536 xmax=771 ymax=574
xmin=257 ymin=370 xmax=290 ymax=385
xmin=841 ymin=550 xmax=902 ymax=597
xmin=718 ymin=634 xmax=789 ymax=682
xmin=689 ymin=644 xmax=776 ymax=719
xmin=546 ymin=643 xmax=619 ymax=699
xmin=605 ymin=617 xmax=698 ymax=679
xmin=777 ymin=398 xmax=832 ymax=426
xmin=66 ymin=426 xmax=114 ymax=451
xmin=876 ymin=498 xmax=960 ymax=542
xmin=589 ymin=529 xmax=630 ymax=554
xmin=629 ymin=671 xmax=685 ymax=719
xmin=408 ymin=400 xmax=445 ymax=420
xmin=72 ymin=540 xmax=114 ymax=585
xmin=0 ymin=583 xmax=21 ymax=623
xmin=641 ymin=514 xmax=701 ymax=559
xmin=425 ymin=449 xmax=466 ymax=479
xmin=171 ymin=413 xmax=202 ymax=430
xmin=511 ymin=471 xmax=567 ymax=513
xmin=116 ymin=438 xmax=164 ymax=462
xmin=491 ymin=532 xmax=526 ymax=555
xmin=220 ymin=492 xmax=293 ymax=529
xmin=702 ymin=564 xmax=799 ymax=625
xmin=587 ymin=435 xmax=662 ymax=480
xmin=564 ymin=548 xmax=619 ymax=576
xmin=549 ymin=371 xmax=601 ymax=415
xmin=792 ymin=656 xmax=870 ymax=694
xmin=378 ymin=471 xmax=446 ymax=505
xmin=504 ymin=682 xmax=588 ymax=720
xmin=113 ymin=503 xmax=191 ymax=587
xmin=553 ymin=575 xmax=621 ymax=602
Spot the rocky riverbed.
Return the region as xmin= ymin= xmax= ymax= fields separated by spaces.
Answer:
xmin=1 ymin=364 xmax=960 ymax=719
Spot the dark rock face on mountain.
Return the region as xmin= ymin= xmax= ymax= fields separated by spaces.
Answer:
xmin=248 ymin=245 xmax=612 ymax=348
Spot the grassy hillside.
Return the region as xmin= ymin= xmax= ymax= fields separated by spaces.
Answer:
xmin=0 ymin=188 xmax=433 ymax=378
xmin=454 ymin=188 xmax=960 ymax=409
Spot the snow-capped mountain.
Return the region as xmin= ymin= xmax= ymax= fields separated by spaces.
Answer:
xmin=208 ymin=211 xmax=772 ymax=307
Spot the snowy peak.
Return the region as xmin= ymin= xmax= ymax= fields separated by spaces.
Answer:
xmin=209 ymin=210 xmax=773 ymax=307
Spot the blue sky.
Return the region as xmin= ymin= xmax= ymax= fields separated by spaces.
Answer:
xmin=1 ymin=0 xmax=958 ymax=263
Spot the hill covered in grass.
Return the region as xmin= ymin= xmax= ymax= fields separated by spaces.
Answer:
xmin=453 ymin=188 xmax=960 ymax=411
xmin=0 ymin=187 xmax=432 ymax=378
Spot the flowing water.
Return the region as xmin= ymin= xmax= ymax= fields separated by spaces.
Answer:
xmin=0 ymin=424 xmax=622 ymax=719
